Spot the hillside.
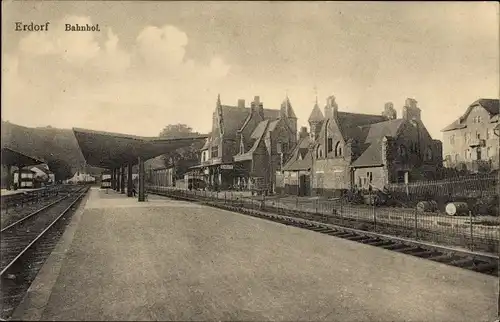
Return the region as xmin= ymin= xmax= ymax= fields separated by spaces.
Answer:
xmin=1 ymin=121 xmax=103 ymax=175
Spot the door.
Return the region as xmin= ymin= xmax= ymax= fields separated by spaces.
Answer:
xmin=299 ymin=174 xmax=310 ymax=196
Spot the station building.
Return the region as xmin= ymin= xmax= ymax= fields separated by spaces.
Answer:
xmin=192 ymin=95 xmax=298 ymax=192
xmin=279 ymin=96 xmax=443 ymax=197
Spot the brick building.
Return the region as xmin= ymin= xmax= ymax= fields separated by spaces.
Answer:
xmin=441 ymin=99 xmax=499 ymax=173
xmin=193 ymin=95 xmax=298 ymax=192
xmin=280 ymin=96 xmax=443 ymax=196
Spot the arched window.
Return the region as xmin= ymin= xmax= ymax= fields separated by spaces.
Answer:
xmin=398 ymin=145 xmax=407 ymax=159
xmin=335 ymin=142 xmax=342 ymax=157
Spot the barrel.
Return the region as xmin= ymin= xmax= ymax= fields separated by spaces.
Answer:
xmin=445 ymin=202 xmax=469 ymax=216
xmin=416 ymin=200 xmax=438 ymax=213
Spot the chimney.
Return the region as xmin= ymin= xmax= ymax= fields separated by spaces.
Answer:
xmin=325 ymin=95 xmax=338 ymax=119
xmin=405 ymin=98 xmax=417 ymax=109
xmin=382 ymin=102 xmax=397 ymax=120
xmin=258 ymin=102 xmax=264 ymax=119
xmin=402 ymin=98 xmax=421 ymax=121
xmin=251 ymin=96 xmax=264 ymax=119
xmin=299 ymin=126 xmax=309 ymax=139
xmin=237 ymin=99 xmax=245 ymax=109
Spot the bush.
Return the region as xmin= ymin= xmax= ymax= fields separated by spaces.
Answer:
xmin=474 ymin=195 xmax=499 ymax=216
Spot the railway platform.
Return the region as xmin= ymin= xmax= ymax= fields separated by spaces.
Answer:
xmin=12 ymin=187 xmax=498 ymax=321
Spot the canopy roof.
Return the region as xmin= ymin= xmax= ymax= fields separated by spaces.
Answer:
xmin=73 ymin=128 xmax=208 ymax=168
xmin=1 ymin=147 xmax=45 ymax=167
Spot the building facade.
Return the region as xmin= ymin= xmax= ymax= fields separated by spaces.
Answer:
xmin=193 ymin=94 xmax=298 ymax=192
xmin=441 ymin=99 xmax=499 ymax=173
xmin=281 ymin=96 xmax=443 ymax=196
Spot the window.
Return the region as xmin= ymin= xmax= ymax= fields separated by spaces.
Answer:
xmin=282 ymin=143 xmax=289 ymax=154
xmin=335 ymin=142 xmax=342 ymax=157
xmin=477 ymin=116 xmax=482 ymax=123
xmin=426 ymin=147 xmax=433 ymax=161
xmin=487 ymin=147 xmax=491 ymax=158
xmin=455 ymin=154 xmax=459 ymax=163
xmin=367 ymin=171 xmax=373 ymax=183
xmin=476 ymin=147 xmax=482 ymax=160
xmin=464 ymin=150 xmax=468 ymax=159
xmin=211 ymin=146 xmax=218 ymax=158
xmin=476 ymin=131 xmax=480 ymax=140
xmin=398 ymin=145 xmax=408 ymax=159
xmin=486 ymin=129 xmax=490 ymax=140
xmin=327 ymin=138 xmax=333 ymax=153
xmin=450 ymin=135 xmax=455 ymax=145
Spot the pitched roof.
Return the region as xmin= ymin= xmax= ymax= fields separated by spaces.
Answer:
xmin=474 ymin=99 xmax=499 ymax=115
xmin=237 ymin=106 xmax=281 ymax=134
xmin=441 ymin=119 xmax=466 ymax=132
xmin=219 ymin=105 xmax=251 ymax=136
xmin=351 ymin=119 xmax=406 ymax=168
xmin=281 ymin=97 xmax=297 ymax=119
xmin=336 ymin=112 xmax=389 ymax=142
xmin=350 ymin=143 xmax=384 ymax=168
xmin=283 ymin=136 xmax=313 ymax=171
xmin=251 ymin=120 xmax=269 ymax=139
xmin=234 ymin=120 xmax=270 ymax=161
xmin=363 ymin=119 xmax=406 ymax=143
xmin=30 ymin=164 xmax=51 ymax=175
xmin=308 ymin=103 xmax=324 ymax=123
xmin=201 ymin=138 xmax=210 ymax=150
xmin=442 ymin=98 xmax=499 ymax=132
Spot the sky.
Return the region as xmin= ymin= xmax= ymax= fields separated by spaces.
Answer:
xmin=2 ymin=1 xmax=499 ymax=140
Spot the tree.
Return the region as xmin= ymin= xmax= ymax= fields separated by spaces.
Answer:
xmin=47 ymin=159 xmax=73 ymax=182
xmin=158 ymin=124 xmax=204 ymax=180
xmin=159 ymin=124 xmax=195 ymax=137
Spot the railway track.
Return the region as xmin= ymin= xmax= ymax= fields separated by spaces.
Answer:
xmin=0 ymin=186 xmax=89 ymax=320
xmin=152 ymin=189 xmax=499 ymax=277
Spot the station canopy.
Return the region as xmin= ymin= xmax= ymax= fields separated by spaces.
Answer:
xmin=1 ymin=147 xmax=45 ymax=167
xmin=73 ymin=128 xmax=208 ymax=169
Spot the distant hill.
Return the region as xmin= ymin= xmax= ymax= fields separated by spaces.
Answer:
xmin=1 ymin=121 xmax=103 ymax=175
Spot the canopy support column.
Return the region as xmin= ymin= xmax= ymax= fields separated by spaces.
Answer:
xmin=120 ymin=166 xmax=125 ymax=194
xmin=111 ymin=168 xmax=116 ymax=190
xmin=138 ymin=156 xmax=145 ymax=202
xmin=17 ymin=164 xmax=24 ymax=189
xmin=115 ymin=168 xmax=120 ymax=192
xmin=127 ymin=163 xmax=133 ymax=197
xmin=6 ymin=165 xmax=12 ymax=190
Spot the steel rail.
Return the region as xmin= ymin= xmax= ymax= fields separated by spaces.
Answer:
xmin=0 ymin=188 xmax=88 ymax=277
xmin=1 ymin=195 xmax=68 ymax=232
xmin=257 ymin=208 xmax=499 ymax=262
